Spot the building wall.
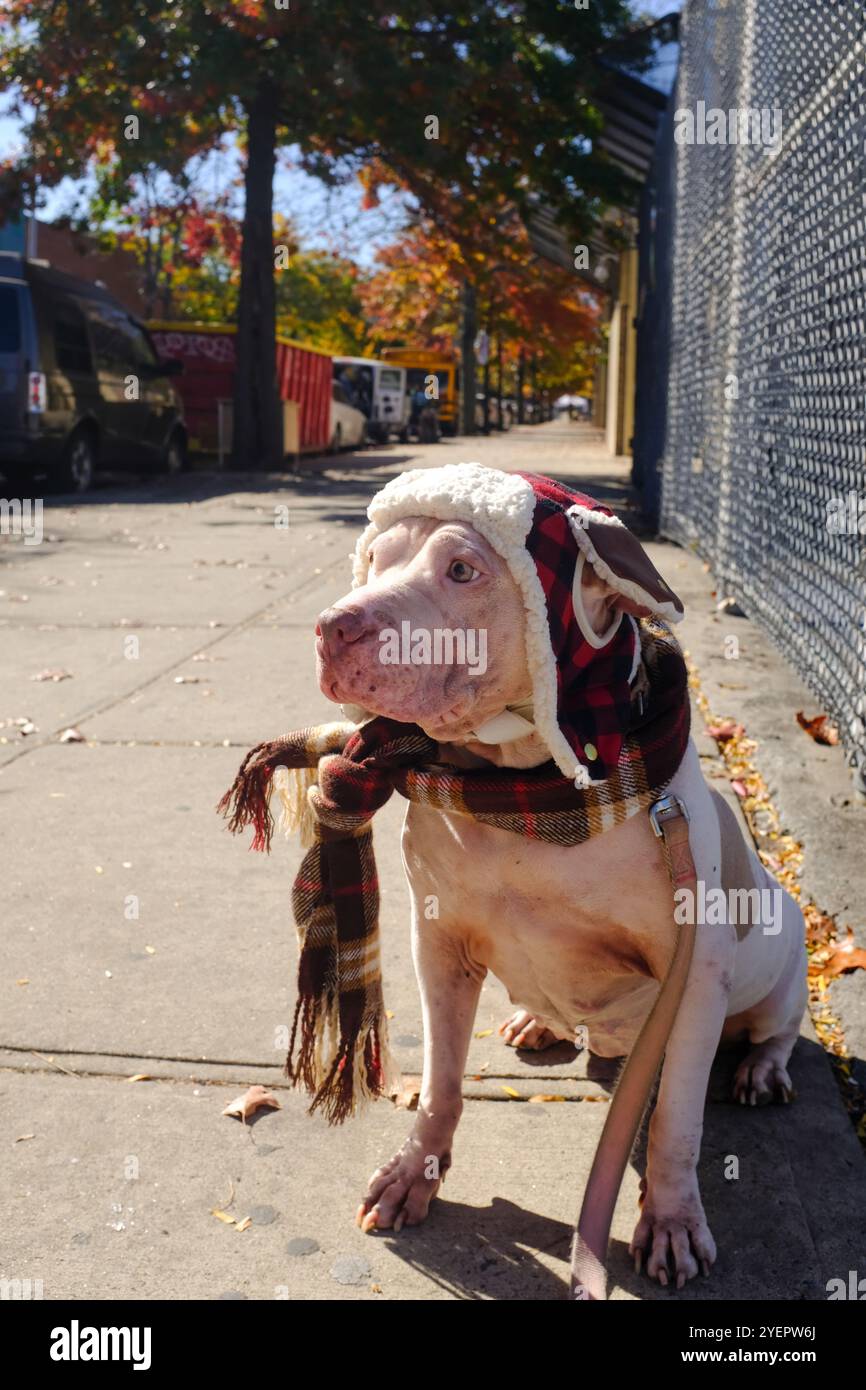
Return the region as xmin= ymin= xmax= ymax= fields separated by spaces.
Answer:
xmin=2 ymin=217 xmax=146 ymax=315
xmin=603 ymin=246 xmax=639 ymax=457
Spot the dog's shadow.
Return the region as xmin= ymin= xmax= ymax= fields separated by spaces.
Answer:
xmin=378 ymin=1035 xmax=848 ymax=1299
xmin=375 ymin=1197 xmax=574 ymax=1300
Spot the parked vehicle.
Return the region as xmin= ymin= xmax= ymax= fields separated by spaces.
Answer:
xmin=332 ymin=356 xmax=408 ymax=443
xmin=329 ymin=380 xmax=368 ymax=451
xmin=379 ymin=347 xmax=459 ymax=435
xmin=148 ymin=322 xmax=332 ymax=458
xmin=0 ymin=252 xmax=186 ymax=493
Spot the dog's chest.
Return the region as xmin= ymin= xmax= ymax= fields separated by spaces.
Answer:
xmin=401 ymin=801 xmax=679 ymax=1038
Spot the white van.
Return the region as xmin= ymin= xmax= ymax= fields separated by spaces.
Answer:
xmin=332 ymin=356 xmax=409 ymax=444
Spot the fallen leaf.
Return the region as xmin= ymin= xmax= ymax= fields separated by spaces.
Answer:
xmin=211 ymin=1209 xmax=237 ymax=1225
xmin=796 ymin=711 xmax=839 ymax=745
xmin=528 ymin=1094 xmax=566 ymax=1103
xmin=810 ymin=928 xmax=866 ymax=979
xmin=16 ymin=978 xmax=28 ymax=986
xmin=59 ymin=726 xmax=85 ymax=743
xmin=474 ymin=1029 xmax=493 ymax=1038
xmin=221 ymin=1084 xmax=282 ymax=1123
xmin=235 ymin=1217 xmax=252 ymax=1233
xmin=706 ymin=720 xmax=744 ymax=742
xmin=15 ymin=1133 xmax=35 ymax=1142
xmin=173 ymin=675 xmax=200 ymax=684
xmin=31 ymin=668 xmax=72 ymax=682
xmin=501 ymin=1085 xmax=520 ymax=1099
xmin=126 ymin=1074 xmax=150 ymax=1083
xmin=731 ymin=780 xmax=748 ymax=798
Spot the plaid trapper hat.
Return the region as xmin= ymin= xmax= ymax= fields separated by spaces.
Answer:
xmin=352 ymin=463 xmax=684 ymax=783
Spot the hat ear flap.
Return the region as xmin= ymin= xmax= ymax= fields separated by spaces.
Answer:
xmin=572 ymin=551 xmax=629 ymax=647
xmin=566 ymin=506 xmax=685 ymax=626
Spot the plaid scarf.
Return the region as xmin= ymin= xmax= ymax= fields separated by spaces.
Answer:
xmin=218 ymin=619 xmax=690 ymax=1124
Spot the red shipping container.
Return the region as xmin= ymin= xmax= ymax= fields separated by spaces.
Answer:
xmin=147 ymin=321 xmax=332 ymax=456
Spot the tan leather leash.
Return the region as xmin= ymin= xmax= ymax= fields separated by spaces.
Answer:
xmin=570 ymin=793 xmax=699 ymax=1300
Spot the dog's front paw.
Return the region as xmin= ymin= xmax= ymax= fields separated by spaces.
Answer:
xmin=629 ymin=1176 xmax=716 ymax=1289
xmin=356 ymin=1133 xmax=451 ymax=1234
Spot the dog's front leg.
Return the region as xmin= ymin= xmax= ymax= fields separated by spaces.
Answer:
xmin=357 ymin=909 xmax=485 ymax=1234
xmin=631 ymin=897 xmax=736 ymax=1289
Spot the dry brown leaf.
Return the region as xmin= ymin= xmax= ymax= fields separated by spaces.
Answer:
xmin=15 ymin=1133 xmax=35 ymax=1142
xmin=810 ymin=928 xmax=866 ymax=980
xmin=211 ymin=1209 xmax=237 ymax=1225
xmin=528 ymin=1094 xmax=566 ymax=1103
xmin=795 ymin=711 xmax=840 ymax=745
xmin=706 ymin=720 xmax=744 ymax=742
xmin=235 ymin=1217 xmax=252 ymax=1233
xmin=126 ymin=1073 xmax=150 ymax=1083
xmin=221 ymin=1084 xmax=282 ymax=1122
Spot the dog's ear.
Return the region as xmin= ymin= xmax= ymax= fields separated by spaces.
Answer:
xmin=568 ymin=508 xmax=684 ymax=646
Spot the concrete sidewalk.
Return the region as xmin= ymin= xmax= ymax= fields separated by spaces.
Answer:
xmin=2 ymin=421 xmax=865 ymax=1301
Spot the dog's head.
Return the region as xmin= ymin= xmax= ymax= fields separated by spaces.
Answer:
xmin=315 ymin=465 xmax=683 ymax=775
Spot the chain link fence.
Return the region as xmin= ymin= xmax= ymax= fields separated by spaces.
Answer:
xmin=646 ymin=0 xmax=866 ymax=791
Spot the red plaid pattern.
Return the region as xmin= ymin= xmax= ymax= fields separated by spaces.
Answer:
xmin=518 ymin=472 xmax=638 ymax=781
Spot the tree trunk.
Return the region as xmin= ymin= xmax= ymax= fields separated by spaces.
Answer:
xmin=517 ymin=347 xmax=525 ymax=424
xmin=530 ymin=357 xmax=538 ymax=423
xmin=460 ymin=279 xmax=477 ymax=436
xmin=233 ymin=81 xmax=282 ymax=470
xmin=482 ymin=320 xmax=491 ymax=434
xmin=495 ymin=334 xmax=503 ymax=430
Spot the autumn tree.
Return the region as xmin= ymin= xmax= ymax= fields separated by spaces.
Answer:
xmin=1 ymin=1 xmax=649 ymax=464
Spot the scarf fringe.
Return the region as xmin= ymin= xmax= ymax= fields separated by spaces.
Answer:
xmin=285 ymin=992 xmax=396 ymax=1124
xmin=273 ymin=766 xmax=320 ymax=847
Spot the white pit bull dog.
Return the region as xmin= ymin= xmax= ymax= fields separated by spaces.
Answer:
xmin=311 ymin=464 xmax=808 ymax=1294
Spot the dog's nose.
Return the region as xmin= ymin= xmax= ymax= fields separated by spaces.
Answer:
xmin=317 ymin=605 xmax=372 ymax=646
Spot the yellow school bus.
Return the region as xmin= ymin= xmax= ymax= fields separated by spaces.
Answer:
xmin=379 ymin=347 xmax=459 ymax=434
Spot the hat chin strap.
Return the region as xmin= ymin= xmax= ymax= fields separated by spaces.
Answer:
xmin=471 ymin=703 xmax=537 ymax=744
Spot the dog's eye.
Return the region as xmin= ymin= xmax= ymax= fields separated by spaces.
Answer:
xmin=447 ymin=559 xmax=479 ymax=583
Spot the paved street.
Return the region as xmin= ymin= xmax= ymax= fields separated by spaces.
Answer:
xmin=2 ymin=420 xmax=865 ymax=1301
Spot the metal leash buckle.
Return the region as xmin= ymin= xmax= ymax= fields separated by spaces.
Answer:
xmin=648 ymin=793 xmax=689 ymax=838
